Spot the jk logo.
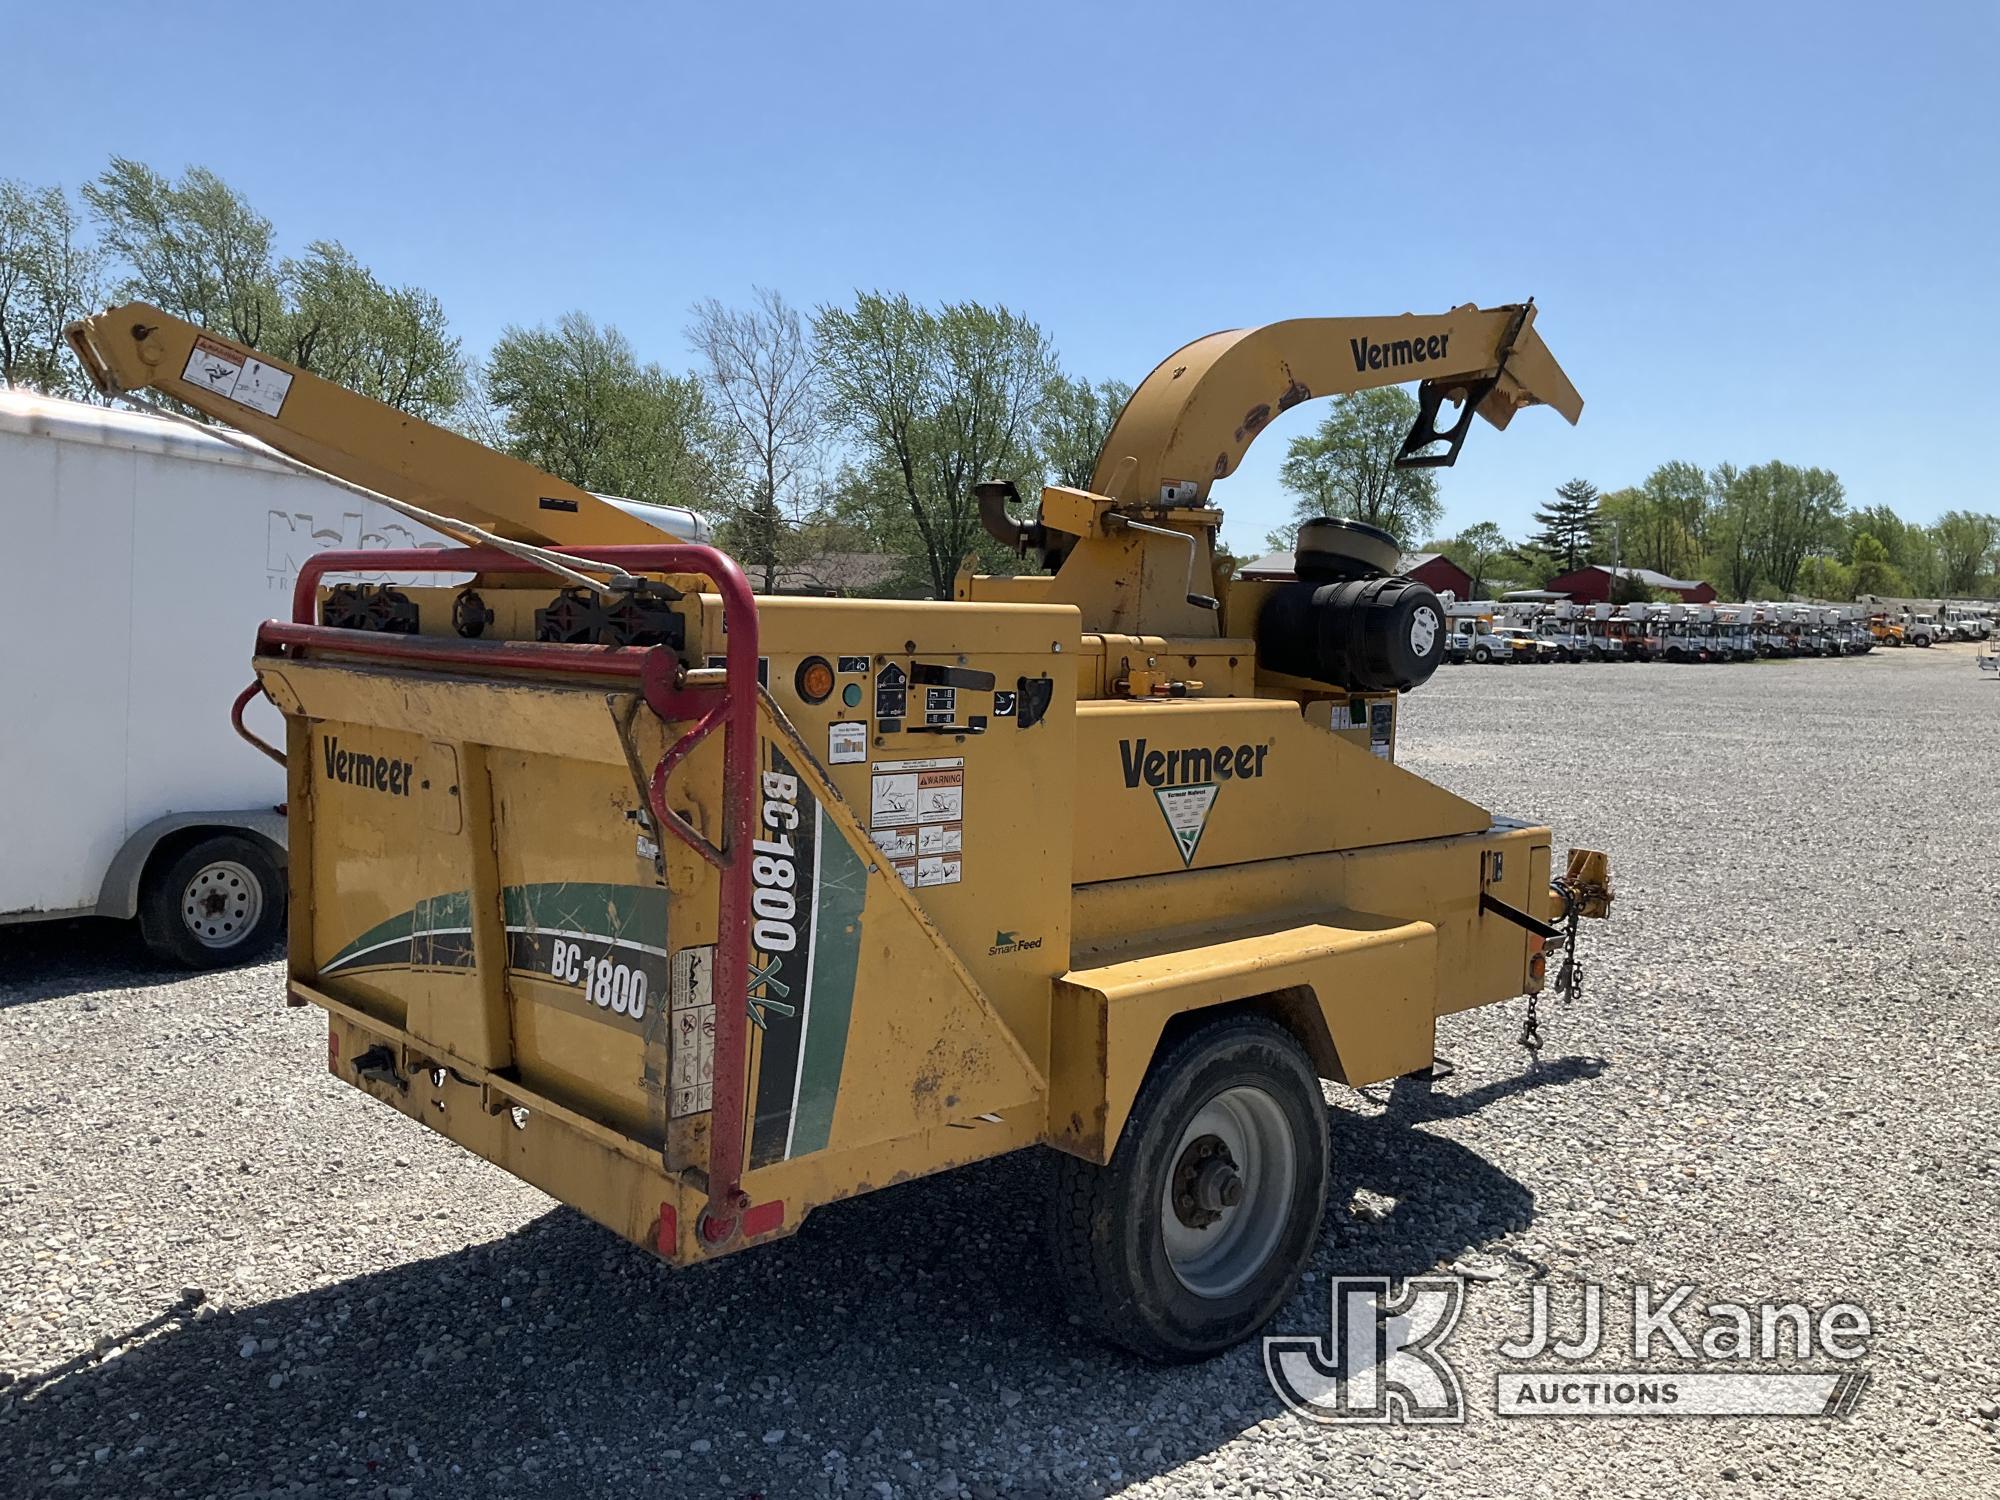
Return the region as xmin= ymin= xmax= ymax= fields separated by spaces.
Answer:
xmin=1264 ymin=1276 xmax=1467 ymax=1424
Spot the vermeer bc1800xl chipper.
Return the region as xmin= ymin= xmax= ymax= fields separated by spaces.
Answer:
xmin=67 ymin=299 xmax=1611 ymax=1360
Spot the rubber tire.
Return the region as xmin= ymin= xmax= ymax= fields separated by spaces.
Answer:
xmin=137 ymin=834 xmax=286 ymax=969
xmin=1473 ymin=647 xmax=1492 ymax=664
xmin=1049 ymin=1014 xmax=1329 ymax=1363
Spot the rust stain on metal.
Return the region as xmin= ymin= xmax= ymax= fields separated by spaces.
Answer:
xmin=1234 ymin=404 xmax=1273 ymax=443
xmin=1277 ymin=376 xmax=1311 ymax=413
xmin=1212 ymin=451 xmax=1229 ymax=478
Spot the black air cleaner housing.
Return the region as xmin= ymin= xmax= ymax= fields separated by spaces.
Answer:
xmin=1254 ymin=519 xmax=1445 ymax=692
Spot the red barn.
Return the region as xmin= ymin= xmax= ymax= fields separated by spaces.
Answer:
xmin=1549 ymin=564 xmax=1716 ymax=605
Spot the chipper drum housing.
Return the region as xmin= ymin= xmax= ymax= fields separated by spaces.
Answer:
xmin=66 ymin=296 xmax=1611 ymax=1361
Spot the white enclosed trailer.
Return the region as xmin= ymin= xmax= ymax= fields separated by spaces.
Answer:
xmin=0 ymin=391 xmax=704 ymax=965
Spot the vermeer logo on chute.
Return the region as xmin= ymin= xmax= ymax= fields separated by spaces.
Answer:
xmin=1349 ymin=332 xmax=1451 ymax=372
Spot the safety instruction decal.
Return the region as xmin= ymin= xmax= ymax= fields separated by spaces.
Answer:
xmin=827 ymin=721 xmax=867 ymax=764
xmin=182 ymin=334 xmax=293 ymax=418
xmin=1369 ymin=702 xmax=1394 ymax=760
xmin=874 ymin=661 xmax=909 ymax=721
xmin=669 ymin=946 xmax=716 ymax=1119
xmin=869 ymin=756 xmax=964 ymax=887
xmin=1155 ymin=783 xmax=1218 ymax=867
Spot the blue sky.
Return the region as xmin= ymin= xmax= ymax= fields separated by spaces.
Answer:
xmin=10 ymin=2 xmax=1996 ymax=555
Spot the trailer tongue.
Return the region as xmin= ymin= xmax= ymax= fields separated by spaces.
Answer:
xmin=66 ymin=298 xmax=1610 ymax=1360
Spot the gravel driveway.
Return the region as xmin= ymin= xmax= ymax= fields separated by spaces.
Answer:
xmin=4 ymin=644 xmax=1997 ymax=1498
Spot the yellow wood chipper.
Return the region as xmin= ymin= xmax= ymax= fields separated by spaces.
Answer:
xmin=65 ymin=299 xmax=1610 ymax=1361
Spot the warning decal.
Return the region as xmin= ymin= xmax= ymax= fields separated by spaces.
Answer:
xmin=669 ymin=946 xmax=717 ymax=1119
xmin=1154 ymin=783 xmax=1218 ymax=867
xmin=869 ymin=756 xmax=964 ymax=887
xmin=181 ymin=334 xmax=294 ymax=417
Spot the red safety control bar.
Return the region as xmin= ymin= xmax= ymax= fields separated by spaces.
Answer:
xmin=249 ymin=544 xmax=761 ymax=1245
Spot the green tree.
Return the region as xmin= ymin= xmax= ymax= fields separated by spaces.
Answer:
xmin=1593 ymin=486 xmax=1643 ymax=567
xmin=688 ymin=288 xmax=826 ymax=591
xmin=1930 ymin=510 xmax=1998 ymax=595
xmin=814 ymin=292 xmax=1056 ymax=597
xmin=85 ymin=158 xmax=281 ymax=348
xmin=1432 ymin=520 xmax=1509 ymax=597
xmin=1276 ymin=387 xmax=1442 ymax=546
xmin=1794 ymin=554 xmax=1855 ymax=600
xmin=1848 ymin=532 xmax=1906 ymax=597
xmin=0 ymin=179 xmax=102 ymax=396
xmin=1604 ymin=459 xmax=1708 ymax=576
xmin=485 ymin=312 xmax=738 ymax=515
xmin=1707 ymin=464 xmax=1762 ymax=600
xmin=1846 ymin=505 xmax=1919 ymax=570
xmin=274 ymin=242 xmax=464 ymax=419
xmin=1706 ymin=461 xmax=1845 ymax=597
xmin=1038 ymin=372 xmax=1132 ymax=492
xmin=1763 ymin=463 xmax=1847 ymax=595
xmin=1501 ymin=540 xmax=1562 ymax=590
xmin=1530 ymin=477 xmax=1600 ymax=573
xmin=83 ymin=157 xmax=463 ymax=418
xmin=1899 ymin=527 xmax=1943 ymax=596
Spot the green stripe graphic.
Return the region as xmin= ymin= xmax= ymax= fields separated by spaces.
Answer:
xmin=787 ymin=806 xmax=867 ymax=1157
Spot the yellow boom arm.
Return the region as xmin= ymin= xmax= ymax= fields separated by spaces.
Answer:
xmin=1090 ymin=301 xmax=1582 ymax=506
xmin=64 ymin=303 xmax=669 ymax=546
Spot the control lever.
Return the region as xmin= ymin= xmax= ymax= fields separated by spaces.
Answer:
xmin=1113 ymin=515 xmax=1220 ymax=610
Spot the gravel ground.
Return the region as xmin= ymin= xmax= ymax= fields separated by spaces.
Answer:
xmin=3 ymin=643 xmax=1997 ymax=1499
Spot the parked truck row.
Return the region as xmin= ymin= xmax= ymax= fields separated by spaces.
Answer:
xmin=1439 ymin=598 xmax=1993 ymax=665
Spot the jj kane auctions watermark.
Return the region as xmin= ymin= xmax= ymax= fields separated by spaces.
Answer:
xmin=1265 ymin=1277 xmax=1873 ymax=1424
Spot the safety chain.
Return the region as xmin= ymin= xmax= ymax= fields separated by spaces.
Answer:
xmin=1520 ymin=879 xmax=1585 ymax=1053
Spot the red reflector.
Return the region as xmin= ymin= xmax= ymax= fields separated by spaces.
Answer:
xmin=657 ymin=1204 xmax=678 ymax=1255
xmin=741 ymin=1199 xmax=785 ymax=1238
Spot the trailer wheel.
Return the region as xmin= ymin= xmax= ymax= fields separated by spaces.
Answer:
xmin=138 ymin=834 xmax=285 ymax=969
xmin=1050 ymin=1014 xmax=1328 ymax=1362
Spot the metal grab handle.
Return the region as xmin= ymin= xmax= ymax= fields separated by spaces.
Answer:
xmin=270 ymin=543 xmax=761 ymax=1246
xmin=231 ymin=681 xmax=285 ymax=766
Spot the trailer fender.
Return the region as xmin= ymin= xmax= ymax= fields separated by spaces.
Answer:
xmin=1048 ymin=914 xmax=1438 ymax=1162
xmin=95 ymin=809 xmax=288 ymax=920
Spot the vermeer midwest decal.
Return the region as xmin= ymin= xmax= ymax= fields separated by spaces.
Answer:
xmin=747 ymin=748 xmax=867 ymax=1166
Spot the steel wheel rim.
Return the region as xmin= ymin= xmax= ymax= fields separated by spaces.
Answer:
xmin=180 ymin=859 xmax=263 ymax=949
xmin=1161 ymin=1085 xmax=1297 ymax=1298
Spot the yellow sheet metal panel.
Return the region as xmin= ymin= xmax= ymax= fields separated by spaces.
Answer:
xmin=1035 ymin=524 xmax=1226 ymax=639
xmin=1071 ymin=823 xmax=1553 ymax=1019
xmin=326 ymin=1011 xmax=675 ymax=1252
xmin=1079 ymin=635 xmax=1259 ymax=700
xmin=1051 ymin=913 xmax=1439 ymax=1159
xmin=1072 ymin=699 xmax=1488 ymax=882
xmin=711 ymin=597 xmax=1081 ymax=1076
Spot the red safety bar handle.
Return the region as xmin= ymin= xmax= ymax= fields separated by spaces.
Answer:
xmin=231 ymin=681 xmax=286 ymax=766
xmin=276 ymin=544 xmax=760 ymax=1243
